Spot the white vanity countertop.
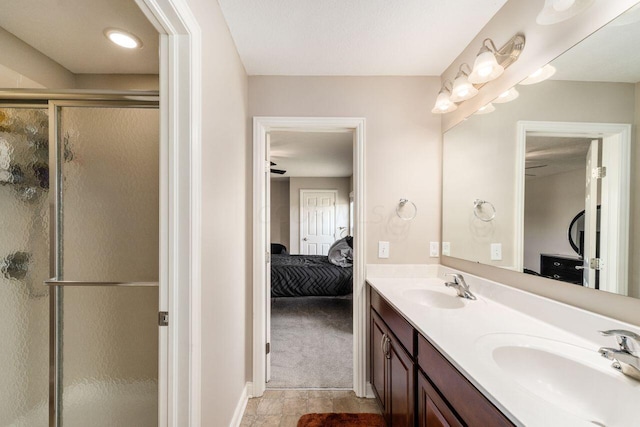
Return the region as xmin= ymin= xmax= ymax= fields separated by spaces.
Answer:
xmin=366 ymin=265 xmax=640 ymax=427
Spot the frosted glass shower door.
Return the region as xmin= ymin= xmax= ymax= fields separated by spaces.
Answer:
xmin=51 ymin=104 xmax=160 ymax=427
xmin=0 ymin=107 xmax=50 ymax=427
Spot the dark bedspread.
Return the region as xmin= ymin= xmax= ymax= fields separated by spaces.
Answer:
xmin=271 ymin=254 xmax=353 ymax=297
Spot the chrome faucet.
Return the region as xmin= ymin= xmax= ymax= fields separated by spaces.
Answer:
xmin=598 ymin=329 xmax=640 ymax=381
xmin=444 ymin=273 xmax=476 ymax=300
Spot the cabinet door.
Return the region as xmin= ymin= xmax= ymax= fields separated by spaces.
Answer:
xmin=389 ymin=333 xmax=415 ymax=427
xmin=418 ymin=370 xmax=463 ymax=427
xmin=370 ymin=309 xmax=388 ymax=414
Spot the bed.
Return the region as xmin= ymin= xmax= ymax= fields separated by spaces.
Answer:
xmin=270 ymin=254 xmax=353 ymax=297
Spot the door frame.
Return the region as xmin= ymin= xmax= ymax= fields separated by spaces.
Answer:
xmin=134 ymin=1 xmax=202 ymax=426
xmin=515 ymin=121 xmax=631 ymax=294
xmin=299 ymin=189 xmax=339 ymax=255
xmin=253 ymin=116 xmax=366 ymax=397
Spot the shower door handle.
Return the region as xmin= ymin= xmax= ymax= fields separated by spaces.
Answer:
xmin=44 ymin=279 xmax=158 ymax=287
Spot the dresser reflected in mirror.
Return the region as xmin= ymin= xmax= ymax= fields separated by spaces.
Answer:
xmin=442 ymin=3 xmax=640 ymax=299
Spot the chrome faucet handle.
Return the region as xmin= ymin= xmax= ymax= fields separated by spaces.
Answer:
xmin=599 ymin=330 xmax=640 ymax=353
xmin=444 ymin=273 xmax=464 ymax=285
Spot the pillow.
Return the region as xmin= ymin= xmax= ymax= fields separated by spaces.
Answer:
xmin=327 ymin=236 xmax=353 ymax=267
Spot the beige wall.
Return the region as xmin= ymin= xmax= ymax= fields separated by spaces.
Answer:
xmin=441 ymin=1 xmax=640 ymax=325
xmin=74 ymin=74 xmax=159 ymax=91
xmin=524 ymin=168 xmax=585 ymax=273
xmin=270 ymin=179 xmax=290 ymax=249
xmin=184 ymin=0 xmax=250 ymax=425
xmin=288 ymin=177 xmax=350 ymax=254
xmin=0 ymin=27 xmax=75 ymax=89
xmin=249 ymin=76 xmax=442 ymax=264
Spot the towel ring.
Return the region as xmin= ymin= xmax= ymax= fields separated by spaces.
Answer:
xmin=396 ymin=198 xmax=417 ymax=221
xmin=473 ymin=199 xmax=496 ymax=222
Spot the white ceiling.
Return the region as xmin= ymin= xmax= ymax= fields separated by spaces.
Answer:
xmin=270 ymin=131 xmax=353 ymax=178
xmin=551 ymin=4 xmax=640 ymax=83
xmin=525 ymin=136 xmax=592 ymax=179
xmin=0 ymin=0 xmax=159 ymax=74
xmin=217 ymin=0 xmax=509 ymax=76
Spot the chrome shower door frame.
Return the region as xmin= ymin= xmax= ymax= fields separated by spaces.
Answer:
xmin=47 ymin=98 xmax=159 ymax=427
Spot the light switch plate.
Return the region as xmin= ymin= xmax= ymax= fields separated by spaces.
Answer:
xmin=442 ymin=242 xmax=451 ymax=256
xmin=378 ymin=241 xmax=390 ymax=259
xmin=491 ymin=243 xmax=502 ymax=261
xmin=429 ymin=241 xmax=439 ymax=257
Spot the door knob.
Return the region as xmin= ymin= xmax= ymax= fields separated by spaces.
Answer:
xmin=303 ymin=237 xmax=308 ymax=241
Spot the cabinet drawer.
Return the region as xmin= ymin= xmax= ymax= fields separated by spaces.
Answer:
xmin=418 ymin=334 xmax=513 ymax=427
xmin=371 ymin=287 xmax=415 ymax=356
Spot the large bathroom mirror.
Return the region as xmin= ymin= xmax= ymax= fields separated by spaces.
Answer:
xmin=442 ymin=3 xmax=640 ymax=299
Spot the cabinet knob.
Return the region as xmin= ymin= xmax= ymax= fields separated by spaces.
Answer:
xmin=554 ymin=261 xmax=561 ymax=267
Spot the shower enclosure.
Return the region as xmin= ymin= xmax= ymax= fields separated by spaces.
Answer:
xmin=0 ymin=93 xmax=160 ymax=427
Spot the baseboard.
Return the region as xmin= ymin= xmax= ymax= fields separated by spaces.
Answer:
xmin=365 ymin=382 xmax=375 ymax=398
xmin=229 ymin=382 xmax=253 ymax=427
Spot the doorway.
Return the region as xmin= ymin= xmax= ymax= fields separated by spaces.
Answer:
xmin=516 ymin=121 xmax=631 ymax=294
xmin=253 ymin=117 xmax=366 ymax=397
xmin=268 ymin=131 xmax=353 ymax=389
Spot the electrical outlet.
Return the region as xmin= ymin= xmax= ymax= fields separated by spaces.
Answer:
xmin=429 ymin=241 xmax=439 ymax=257
xmin=442 ymin=242 xmax=451 ymax=256
xmin=490 ymin=243 xmax=502 ymax=261
xmin=378 ymin=241 xmax=390 ymax=259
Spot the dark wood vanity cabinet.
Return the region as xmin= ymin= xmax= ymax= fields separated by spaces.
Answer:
xmin=371 ymin=291 xmax=415 ymax=427
xmin=417 ymin=370 xmax=462 ymax=427
xmin=370 ymin=287 xmax=513 ymax=427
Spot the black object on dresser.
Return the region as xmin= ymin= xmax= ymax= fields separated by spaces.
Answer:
xmin=539 ymin=254 xmax=591 ymax=287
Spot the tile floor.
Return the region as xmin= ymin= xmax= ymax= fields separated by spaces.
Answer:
xmin=240 ymin=389 xmax=382 ymax=427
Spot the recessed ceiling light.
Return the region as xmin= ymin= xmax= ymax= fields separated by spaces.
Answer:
xmin=104 ymin=28 xmax=143 ymax=49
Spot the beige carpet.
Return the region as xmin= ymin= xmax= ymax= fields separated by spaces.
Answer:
xmin=269 ymin=296 xmax=353 ymax=388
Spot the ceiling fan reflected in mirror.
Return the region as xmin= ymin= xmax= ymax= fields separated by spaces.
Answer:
xmin=270 ymin=161 xmax=286 ymax=175
xmin=525 ymin=163 xmax=547 ymax=177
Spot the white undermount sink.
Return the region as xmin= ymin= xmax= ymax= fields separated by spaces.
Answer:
xmin=401 ymin=288 xmax=466 ymax=309
xmin=475 ymin=333 xmax=640 ymax=426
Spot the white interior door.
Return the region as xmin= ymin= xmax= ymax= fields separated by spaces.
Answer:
xmin=300 ymin=190 xmax=337 ymax=255
xmin=265 ymin=134 xmax=272 ymax=382
xmin=583 ymin=139 xmax=599 ymax=288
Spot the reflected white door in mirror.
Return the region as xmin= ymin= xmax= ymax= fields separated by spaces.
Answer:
xmin=515 ymin=121 xmax=630 ymax=295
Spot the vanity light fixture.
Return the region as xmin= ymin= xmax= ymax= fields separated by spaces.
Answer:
xmin=492 ymin=87 xmax=519 ymax=104
xmin=519 ymin=64 xmax=556 ymax=85
xmin=450 ymin=64 xmax=479 ymax=102
xmin=104 ymin=28 xmax=143 ymax=49
xmin=536 ymin=0 xmax=595 ymax=25
xmin=431 ymin=81 xmax=458 ymax=114
xmin=468 ymin=34 xmax=526 ymax=85
xmin=432 ymin=33 xmax=524 ymax=114
xmin=475 ymin=103 xmax=496 ymax=115
xmin=468 ymin=39 xmax=504 ymax=84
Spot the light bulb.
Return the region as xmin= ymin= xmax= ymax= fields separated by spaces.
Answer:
xmin=475 ymin=103 xmax=496 ymax=115
xmin=519 ymin=64 xmax=556 ymax=85
xmin=468 ymin=50 xmax=504 ymax=84
xmin=431 ymin=90 xmax=457 ymax=114
xmin=492 ymin=87 xmax=519 ymax=103
xmin=450 ymin=71 xmax=478 ymax=102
